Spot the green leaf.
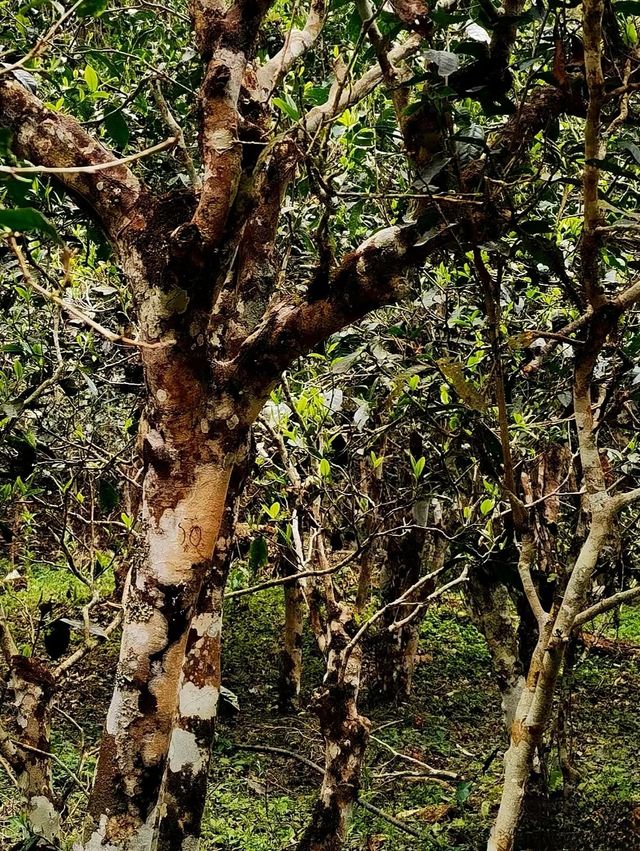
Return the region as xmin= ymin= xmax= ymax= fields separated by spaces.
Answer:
xmin=273 ymin=96 xmax=299 ymax=121
xmin=410 ymin=454 xmax=426 ymax=480
xmin=456 ymin=780 xmax=473 ymax=806
xmin=319 ymin=458 xmax=331 ymax=478
xmin=84 ymin=65 xmax=99 ymax=92
xmin=105 ymin=109 xmax=130 ymax=149
xmin=267 ymin=502 xmax=280 ymax=520
xmin=76 ymin=0 xmax=108 ymax=16
xmin=480 ymin=498 xmax=494 ymax=516
xmin=0 ymin=207 xmax=58 ymax=239
xmin=249 ymin=536 xmax=269 ymax=572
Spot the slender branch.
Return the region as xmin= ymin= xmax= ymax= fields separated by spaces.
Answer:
xmin=231 ymin=743 xmax=424 ymax=838
xmin=0 ymin=136 xmax=176 ymax=175
xmin=255 ymin=0 xmax=328 ymax=100
xmin=340 ymin=562 xmax=451 ymax=665
xmin=151 ymin=81 xmax=200 ymax=189
xmin=514 ymin=530 xmax=548 ymax=627
xmin=0 ymin=0 xmax=83 ymax=76
xmin=388 ymin=567 xmax=469 ymax=631
xmin=11 ymin=740 xmax=86 ymax=791
xmin=225 ymin=547 xmax=361 ymax=598
xmin=369 ymin=735 xmax=460 ymax=781
xmin=7 ymin=237 xmax=173 ymax=350
xmin=581 ymin=0 xmax=606 ymax=308
xmin=53 ymin=610 xmax=123 ymax=677
xmin=573 ymin=585 xmax=640 ymax=629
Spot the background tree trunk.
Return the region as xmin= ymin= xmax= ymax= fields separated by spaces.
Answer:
xmin=279 ymin=570 xmax=305 ymax=711
xmin=298 ymin=602 xmax=370 ymax=851
xmin=467 ymin=569 xmax=525 ymax=732
xmin=8 ymin=656 xmax=59 ymax=843
xmin=374 ymin=503 xmax=446 ymax=700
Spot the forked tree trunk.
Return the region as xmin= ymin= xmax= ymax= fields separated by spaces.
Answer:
xmin=8 ymin=656 xmax=59 ymax=843
xmin=155 ymin=467 xmax=242 ymax=850
xmin=488 ymin=516 xmax=610 ymax=851
xmin=297 ymin=602 xmax=370 ymax=851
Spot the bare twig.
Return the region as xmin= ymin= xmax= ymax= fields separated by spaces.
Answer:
xmin=0 ymin=136 xmax=176 ymax=175
xmin=231 ymin=743 xmax=424 ymax=838
xmin=7 ymin=237 xmax=173 ymax=349
xmin=369 ymin=735 xmax=460 ymax=781
xmin=151 ymin=81 xmax=200 ymax=189
xmin=574 ymin=585 xmax=640 ymax=629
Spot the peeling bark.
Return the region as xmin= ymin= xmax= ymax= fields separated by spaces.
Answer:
xmin=154 ymin=459 xmax=245 ymax=850
xmin=85 ymin=423 xmax=236 ymax=849
xmin=8 ymin=656 xmax=59 ymax=843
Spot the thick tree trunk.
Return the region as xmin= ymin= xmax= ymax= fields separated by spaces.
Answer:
xmin=374 ymin=504 xmax=446 ymax=700
xmin=298 ymin=602 xmax=370 ymax=851
xmin=155 ymin=461 xmax=245 ymax=850
xmin=8 ymin=656 xmax=59 ymax=843
xmin=85 ymin=349 xmax=240 ymax=850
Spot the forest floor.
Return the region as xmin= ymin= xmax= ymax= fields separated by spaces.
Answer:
xmin=1 ymin=564 xmax=639 ymax=850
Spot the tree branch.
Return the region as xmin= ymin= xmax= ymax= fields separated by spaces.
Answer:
xmin=0 ymin=79 xmax=147 ymax=242
xmin=573 ymin=585 xmax=640 ymax=629
xmin=254 ymin=0 xmax=328 ymax=100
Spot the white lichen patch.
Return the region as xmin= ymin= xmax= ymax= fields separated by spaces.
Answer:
xmin=29 ymin=795 xmax=61 ymax=843
xmin=105 ymin=687 xmax=141 ymax=737
xmin=167 ymin=728 xmax=204 ymax=774
xmin=179 ymin=682 xmax=219 ymax=720
xmin=76 ymin=815 xmax=120 ymax=851
xmin=191 ymin=611 xmax=221 ymax=638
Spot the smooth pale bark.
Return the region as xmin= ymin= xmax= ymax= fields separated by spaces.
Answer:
xmin=297 ymin=602 xmax=370 ymax=851
xmin=155 ymin=463 xmax=244 ymax=850
xmin=488 ymin=515 xmax=610 ymax=851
